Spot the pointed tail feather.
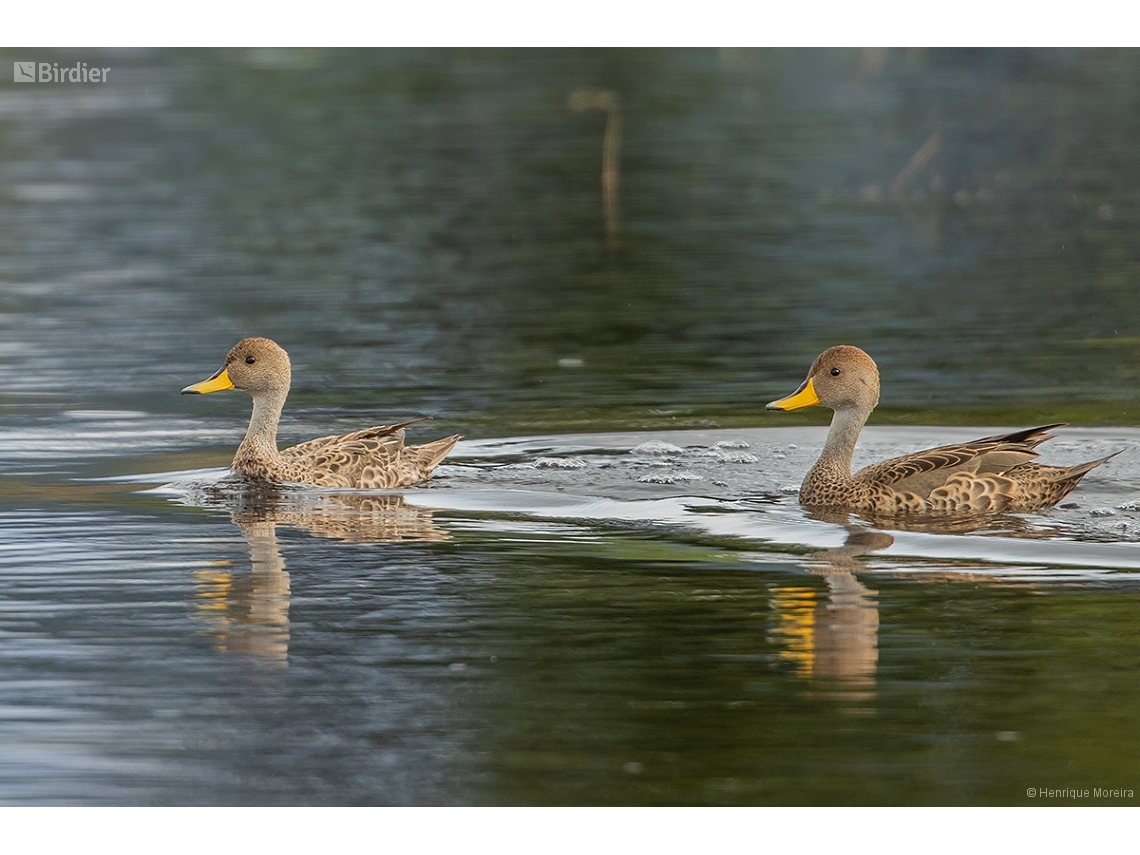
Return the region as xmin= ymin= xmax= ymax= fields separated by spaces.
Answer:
xmin=1062 ymin=450 xmax=1121 ymax=481
xmin=1037 ymin=450 xmax=1121 ymax=509
xmin=412 ymin=434 xmax=461 ymax=473
xmin=975 ymin=423 xmax=1067 ymax=447
xmin=380 ymin=416 xmax=435 ymax=436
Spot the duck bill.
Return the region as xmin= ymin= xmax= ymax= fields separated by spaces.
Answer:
xmin=181 ymin=367 xmax=235 ymax=395
xmin=766 ymin=377 xmax=820 ymax=411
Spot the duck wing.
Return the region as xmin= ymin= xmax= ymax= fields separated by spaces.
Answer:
xmin=278 ymin=418 xmax=431 ymax=487
xmin=854 ymin=424 xmax=1065 ymax=499
xmin=284 ymin=418 xmax=427 ymax=457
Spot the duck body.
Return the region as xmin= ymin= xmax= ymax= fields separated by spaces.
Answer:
xmin=183 ymin=337 xmax=459 ymax=488
xmin=767 ymin=345 xmax=1113 ymax=515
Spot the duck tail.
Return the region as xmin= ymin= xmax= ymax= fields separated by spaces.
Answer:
xmin=413 ymin=434 xmax=461 ymax=472
xmin=1064 ymin=449 xmax=1122 ymax=480
xmin=1039 ymin=450 xmax=1121 ymax=508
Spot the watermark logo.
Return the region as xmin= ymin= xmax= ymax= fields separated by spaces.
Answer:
xmin=13 ymin=62 xmax=109 ymax=84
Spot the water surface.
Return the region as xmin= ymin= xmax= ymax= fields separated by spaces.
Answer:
xmin=1 ymin=48 xmax=1140 ymax=805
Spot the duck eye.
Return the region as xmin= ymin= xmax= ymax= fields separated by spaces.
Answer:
xmin=245 ymin=356 xmax=256 ymax=365
xmin=830 ymin=367 xmax=841 ymax=376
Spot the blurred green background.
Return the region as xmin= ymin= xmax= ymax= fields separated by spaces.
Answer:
xmin=3 ymin=47 xmax=1140 ymax=436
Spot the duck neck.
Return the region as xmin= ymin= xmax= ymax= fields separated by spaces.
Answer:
xmin=238 ymin=389 xmax=287 ymax=464
xmin=813 ymin=406 xmax=868 ymax=482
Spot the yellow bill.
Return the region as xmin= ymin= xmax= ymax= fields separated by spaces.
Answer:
xmin=181 ymin=367 xmax=235 ymax=395
xmin=766 ymin=377 xmax=820 ymax=411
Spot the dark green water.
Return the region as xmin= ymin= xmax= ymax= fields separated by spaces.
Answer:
xmin=1 ymin=48 xmax=1139 ymax=805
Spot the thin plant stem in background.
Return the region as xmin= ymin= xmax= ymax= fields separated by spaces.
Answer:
xmin=569 ymin=87 xmax=622 ymax=247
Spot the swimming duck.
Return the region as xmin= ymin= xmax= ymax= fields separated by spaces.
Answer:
xmin=766 ymin=345 xmax=1113 ymax=514
xmin=182 ymin=337 xmax=459 ymax=488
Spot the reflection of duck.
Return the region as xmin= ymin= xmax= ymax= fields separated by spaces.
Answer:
xmin=767 ymin=345 xmax=1114 ymax=515
xmin=229 ymin=490 xmax=450 ymax=544
xmin=770 ymin=529 xmax=888 ymax=698
xmin=806 ymin=504 xmax=1047 ymax=536
xmin=191 ymin=487 xmax=449 ymax=666
xmin=182 ymin=337 xmax=459 ymax=487
xmin=195 ymin=519 xmax=291 ymax=666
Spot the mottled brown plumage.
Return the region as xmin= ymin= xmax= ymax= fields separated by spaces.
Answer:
xmin=766 ymin=345 xmax=1114 ymax=515
xmin=182 ymin=337 xmax=459 ymax=488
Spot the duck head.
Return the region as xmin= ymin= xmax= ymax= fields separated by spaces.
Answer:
xmin=182 ymin=337 xmax=292 ymax=398
xmin=766 ymin=345 xmax=880 ymax=415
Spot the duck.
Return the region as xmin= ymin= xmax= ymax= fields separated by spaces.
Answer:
xmin=766 ymin=345 xmax=1114 ymax=515
xmin=182 ymin=337 xmax=459 ymax=488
